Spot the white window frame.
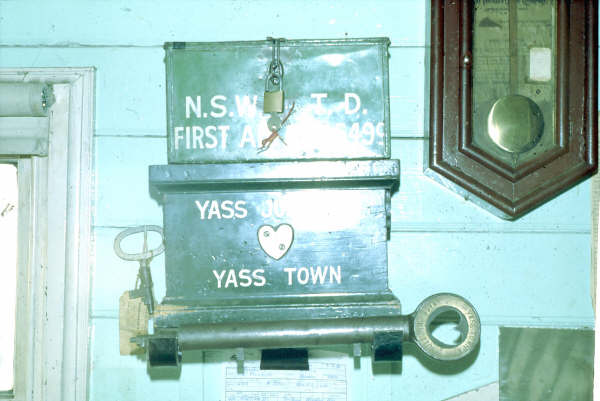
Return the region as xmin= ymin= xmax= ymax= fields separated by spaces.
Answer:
xmin=0 ymin=68 xmax=94 ymax=401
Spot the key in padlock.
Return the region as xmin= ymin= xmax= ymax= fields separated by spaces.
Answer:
xmin=267 ymin=114 xmax=282 ymax=132
xmin=264 ymin=74 xmax=284 ymax=114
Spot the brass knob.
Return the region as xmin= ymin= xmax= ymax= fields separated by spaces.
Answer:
xmin=487 ymin=94 xmax=544 ymax=153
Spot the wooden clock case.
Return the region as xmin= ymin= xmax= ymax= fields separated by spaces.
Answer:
xmin=428 ymin=0 xmax=597 ymax=219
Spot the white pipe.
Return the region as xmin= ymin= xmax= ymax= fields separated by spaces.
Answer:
xmin=0 ymin=83 xmax=54 ymax=116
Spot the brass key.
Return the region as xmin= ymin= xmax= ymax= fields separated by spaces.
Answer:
xmin=258 ymin=102 xmax=295 ymax=153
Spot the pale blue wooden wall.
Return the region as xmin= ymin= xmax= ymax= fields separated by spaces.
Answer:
xmin=0 ymin=1 xmax=594 ymax=400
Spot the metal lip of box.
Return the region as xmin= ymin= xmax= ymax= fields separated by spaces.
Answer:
xmin=149 ymin=159 xmax=400 ymax=326
xmin=164 ymin=37 xmax=391 ymax=164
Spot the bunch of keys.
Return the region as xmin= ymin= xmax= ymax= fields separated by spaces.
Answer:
xmin=260 ymin=37 xmax=293 ymax=153
xmin=114 ymin=225 xmax=165 ymax=315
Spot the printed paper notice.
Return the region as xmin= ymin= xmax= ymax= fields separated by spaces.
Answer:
xmin=225 ymin=361 xmax=347 ymax=401
xmin=529 ymin=47 xmax=552 ymax=82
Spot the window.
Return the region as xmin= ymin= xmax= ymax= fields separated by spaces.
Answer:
xmin=0 ymin=163 xmax=17 ymax=395
xmin=0 ymin=69 xmax=94 ymax=401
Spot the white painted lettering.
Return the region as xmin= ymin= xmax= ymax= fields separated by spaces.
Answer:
xmin=376 ymin=122 xmax=385 ymax=145
xmin=284 ymin=265 xmax=342 ymax=286
xmin=329 ymin=265 xmax=342 ymax=284
xmin=192 ymin=126 xmax=204 ymax=149
xmin=239 ymin=125 xmax=256 ymax=148
xmin=348 ymin=122 xmax=360 ymax=141
xmin=196 ymin=200 xmax=247 ymax=220
xmin=195 ymin=200 xmax=210 ymax=219
xmin=310 ymin=265 xmax=328 ymax=285
xmin=261 ymin=199 xmax=286 ymax=218
xmin=235 ymin=95 xmax=258 ymax=118
xmin=212 ymin=269 xmax=226 ymax=288
xmin=213 ymin=269 xmax=267 ymax=288
xmin=225 ymin=269 xmax=238 ymax=288
xmin=205 ymin=126 xmax=218 ymax=149
xmin=362 ymin=121 xmax=375 ymax=145
xmin=273 ymin=199 xmax=285 ymax=218
xmin=311 ymin=93 xmax=328 ymax=114
xmin=218 ymin=125 xmax=230 ymax=150
xmin=297 ymin=267 xmax=309 ymax=285
xmin=252 ymin=269 xmax=266 ymax=287
xmin=221 ymin=200 xmax=234 ymax=219
xmin=208 ymin=201 xmax=221 ymax=219
xmin=234 ymin=201 xmax=247 ymax=219
xmin=185 ymin=96 xmax=202 ymax=119
xmin=344 ymin=93 xmax=361 ymax=114
xmin=174 ymin=126 xmax=185 ymax=150
xmin=261 ymin=199 xmax=273 ymax=218
xmin=376 ymin=122 xmax=385 ymax=137
xmin=214 ymin=269 xmax=266 ymax=288
xmin=210 ymin=95 xmax=227 ymax=117
xmin=238 ymin=269 xmax=252 ymax=287
xmin=284 ymin=267 xmax=296 ymax=285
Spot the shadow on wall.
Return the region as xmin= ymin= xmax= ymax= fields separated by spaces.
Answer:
xmin=143 ymin=344 xmax=480 ymax=380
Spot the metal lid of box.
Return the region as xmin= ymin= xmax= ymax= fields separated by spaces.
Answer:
xmin=165 ymin=38 xmax=391 ymax=163
xmin=150 ymin=159 xmax=399 ymax=196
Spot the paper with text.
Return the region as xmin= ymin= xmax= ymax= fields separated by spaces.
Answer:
xmin=225 ymin=360 xmax=348 ymax=401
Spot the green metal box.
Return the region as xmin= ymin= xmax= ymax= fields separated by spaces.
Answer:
xmin=149 ymin=159 xmax=400 ymax=326
xmin=118 ymin=36 xmax=481 ymax=367
xmin=165 ymin=38 xmax=391 ymax=163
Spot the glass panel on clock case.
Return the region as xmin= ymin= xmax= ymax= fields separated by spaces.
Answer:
xmin=472 ymin=0 xmax=556 ymax=167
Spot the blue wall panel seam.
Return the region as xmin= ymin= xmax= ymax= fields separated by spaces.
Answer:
xmin=93 ymin=225 xmax=591 ymax=234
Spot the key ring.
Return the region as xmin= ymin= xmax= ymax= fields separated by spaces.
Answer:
xmin=410 ymin=293 xmax=480 ymax=361
xmin=114 ymin=225 xmax=165 ymax=262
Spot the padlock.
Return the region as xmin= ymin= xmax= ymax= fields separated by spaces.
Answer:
xmin=264 ymin=90 xmax=284 ymax=114
xmin=264 ymin=74 xmax=284 ymax=114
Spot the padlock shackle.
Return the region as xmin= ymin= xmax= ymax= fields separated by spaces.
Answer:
xmin=265 ymin=36 xmax=285 ymax=93
xmin=265 ymin=71 xmax=283 ymax=92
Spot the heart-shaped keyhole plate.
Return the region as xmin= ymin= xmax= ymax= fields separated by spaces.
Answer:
xmin=257 ymin=224 xmax=294 ymax=260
